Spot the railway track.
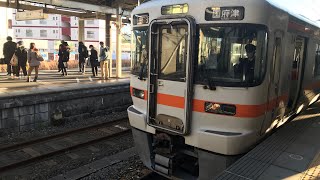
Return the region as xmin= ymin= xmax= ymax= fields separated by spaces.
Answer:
xmin=0 ymin=118 xmax=130 ymax=173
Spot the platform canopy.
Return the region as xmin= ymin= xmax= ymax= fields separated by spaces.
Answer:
xmin=0 ymin=0 xmax=150 ymax=19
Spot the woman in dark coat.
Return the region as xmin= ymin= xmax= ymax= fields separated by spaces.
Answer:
xmin=15 ymin=41 xmax=28 ymax=77
xmin=78 ymin=42 xmax=88 ymax=73
xmin=60 ymin=42 xmax=70 ymax=76
xmin=89 ymin=45 xmax=98 ymax=77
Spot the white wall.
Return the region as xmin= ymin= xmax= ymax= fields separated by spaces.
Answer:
xmin=0 ymin=7 xmax=14 ymax=57
xmin=12 ymin=14 xmax=61 ymax=27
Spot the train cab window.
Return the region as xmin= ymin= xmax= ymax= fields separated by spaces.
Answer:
xmin=131 ymin=27 xmax=149 ymax=78
xmin=158 ymin=26 xmax=187 ymax=81
xmin=196 ymin=24 xmax=268 ymax=87
xmin=314 ymin=44 xmax=320 ymax=77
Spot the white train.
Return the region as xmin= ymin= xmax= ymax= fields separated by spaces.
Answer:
xmin=127 ymin=0 xmax=320 ymax=179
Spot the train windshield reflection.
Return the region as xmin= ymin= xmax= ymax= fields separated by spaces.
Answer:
xmin=196 ymin=24 xmax=268 ymax=87
xmin=131 ymin=27 xmax=148 ymax=78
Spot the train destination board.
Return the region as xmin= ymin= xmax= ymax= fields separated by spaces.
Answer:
xmin=205 ymin=6 xmax=245 ymax=21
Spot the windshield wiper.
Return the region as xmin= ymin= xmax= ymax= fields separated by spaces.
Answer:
xmin=160 ymin=34 xmax=186 ymax=72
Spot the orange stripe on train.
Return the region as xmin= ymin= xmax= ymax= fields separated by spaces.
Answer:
xmin=130 ymin=86 xmax=289 ymax=118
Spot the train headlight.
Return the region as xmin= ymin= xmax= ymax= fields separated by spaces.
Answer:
xmin=205 ymin=102 xmax=236 ymax=116
xmin=132 ymin=88 xmax=145 ymax=99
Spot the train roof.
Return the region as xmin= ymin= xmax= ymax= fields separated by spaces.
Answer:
xmin=134 ymin=0 xmax=320 ymax=29
xmin=266 ymin=0 xmax=320 ymax=28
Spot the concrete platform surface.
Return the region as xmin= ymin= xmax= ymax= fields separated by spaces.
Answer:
xmin=216 ymin=103 xmax=320 ymax=180
xmin=0 ymin=69 xmax=130 ymax=98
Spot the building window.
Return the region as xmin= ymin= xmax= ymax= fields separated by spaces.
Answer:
xmin=26 ymin=29 xmax=33 ymax=37
xmin=40 ymin=30 xmax=47 ymax=37
xmin=40 ymin=20 xmax=47 ymax=24
xmin=314 ymin=44 xmax=320 ymax=77
xmin=86 ymin=20 xmax=95 ymax=25
xmin=25 ymin=20 xmax=32 ymax=24
xmin=87 ymin=31 xmax=95 ymax=39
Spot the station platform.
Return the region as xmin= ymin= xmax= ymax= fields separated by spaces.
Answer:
xmin=0 ymin=68 xmax=130 ymax=97
xmin=216 ymin=103 xmax=320 ymax=180
xmin=0 ymin=69 xmax=131 ymax=132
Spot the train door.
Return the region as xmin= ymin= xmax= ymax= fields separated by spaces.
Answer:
xmin=147 ymin=18 xmax=194 ymax=135
xmin=261 ymin=33 xmax=283 ymax=134
xmin=287 ymin=36 xmax=307 ymax=111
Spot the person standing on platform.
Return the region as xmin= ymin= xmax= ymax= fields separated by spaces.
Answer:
xmin=27 ymin=43 xmax=43 ymax=82
xmin=15 ymin=41 xmax=28 ymax=78
xmin=61 ymin=41 xmax=70 ymax=76
xmin=3 ymin=36 xmax=17 ymax=77
xmin=78 ymin=42 xmax=88 ymax=74
xmin=99 ymin=41 xmax=109 ymax=80
xmin=89 ymin=45 xmax=98 ymax=77
xmin=58 ymin=40 xmax=65 ymax=73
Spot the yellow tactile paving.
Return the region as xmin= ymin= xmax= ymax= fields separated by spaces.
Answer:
xmin=300 ymin=151 xmax=320 ymax=180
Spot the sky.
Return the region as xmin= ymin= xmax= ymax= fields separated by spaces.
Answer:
xmin=267 ymin=0 xmax=320 ymax=23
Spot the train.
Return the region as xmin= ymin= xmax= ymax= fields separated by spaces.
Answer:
xmin=127 ymin=0 xmax=320 ymax=179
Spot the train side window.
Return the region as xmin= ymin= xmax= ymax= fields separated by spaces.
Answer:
xmin=314 ymin=44 xmax=320 ymax=77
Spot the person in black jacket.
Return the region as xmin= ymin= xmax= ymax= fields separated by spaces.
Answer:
xmin=3 ymin=36 xmax=17 ymax=76
xmin=58 ymin=40 xmax=65 ymax=72
xmin=15 ymin=41 xmax=28 ymax=77
xmin=234 ymin=44 xmax=256 ymax=82
xmin=78 ymin=42 xmax=88 ymax=74
xmin=89 ymin=45 xmax=98 ymax=77
xmin=61 ymin=41 xmax=70 ymax=76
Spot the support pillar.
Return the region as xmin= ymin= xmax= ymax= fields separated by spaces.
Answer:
xmin=105 ymin=14 xmax=112 ymax=78
xmin=78 ymin=19 xmax=85 ymax=42
xmin=116 ymin=7 xmax=122 ymax=78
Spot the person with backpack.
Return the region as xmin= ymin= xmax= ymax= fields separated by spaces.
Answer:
xmin=15 ymin=41 xmax=28 ymax=78
xmin=78 ymin=41 xmax=88 ymax=74
xmin=99 ymin=41 xmax=109 ymax=80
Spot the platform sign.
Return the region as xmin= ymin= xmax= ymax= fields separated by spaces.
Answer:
xmin=16 ymin=9 xmax=48 ymax=21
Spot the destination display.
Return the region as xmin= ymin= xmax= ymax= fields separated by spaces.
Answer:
xmin=161 ymin=4 xmax=189 ymax=15
xmin=205 ymin=6 xmax=245 ymax=21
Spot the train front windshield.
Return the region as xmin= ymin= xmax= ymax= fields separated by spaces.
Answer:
xmin=131 ymin=27 xmax=148 ymax=78
xmin=196 ymin=24 xmax=268 ymax=87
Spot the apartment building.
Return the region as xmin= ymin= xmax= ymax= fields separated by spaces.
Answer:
xmin=12 ymin=10 xmax=106 ymax=60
